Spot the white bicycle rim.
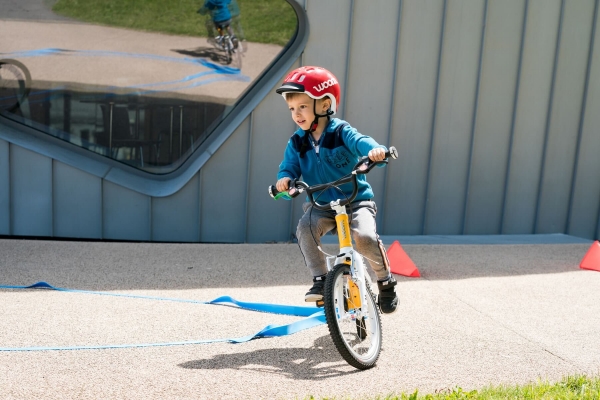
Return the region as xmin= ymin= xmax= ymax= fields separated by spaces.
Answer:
xmin=325 ymin=265 xmax=382 ymax=369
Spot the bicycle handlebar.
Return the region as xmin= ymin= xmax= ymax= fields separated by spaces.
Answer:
xmin=269 ymin=146 xmax=398 ymax=210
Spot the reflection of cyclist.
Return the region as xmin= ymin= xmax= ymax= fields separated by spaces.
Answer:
xmin=274 ymin=66 xmax=398 ymax=314
xmin=198 ymin=0 xmax=237 ymax=48
xmin=228 ymin=0 xmax=246 ymax=44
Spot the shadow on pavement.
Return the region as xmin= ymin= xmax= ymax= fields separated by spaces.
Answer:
xmin=172 ymin=47 xmax=229 ymax=65
xmin=405 ymin=244 xmax=589 ymax=281
xmin=178 ymin=335 xmax=359 ymax=380
xmin=0 ymin=239 xmax=592 ymax=291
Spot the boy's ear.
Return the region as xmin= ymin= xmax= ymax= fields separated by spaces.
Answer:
xmin=321 ymin=98 xmax=332 ymax=112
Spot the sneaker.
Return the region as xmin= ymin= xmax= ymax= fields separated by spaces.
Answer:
xmin=377 ymin=276 xmax=398 ymax=314
xmin=305 ymin=274 xmax=326 ymax=302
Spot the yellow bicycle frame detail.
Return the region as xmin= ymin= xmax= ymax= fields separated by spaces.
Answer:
xmin=334 ymin=211 xmax=362 ymax=308
xmin=335 ymin=213 xmax=352 ymax=249
xmin=347 ymin=278 xmax=362 ymax=309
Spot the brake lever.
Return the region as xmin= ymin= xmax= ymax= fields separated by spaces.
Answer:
xmin=287 ymin=179 xmax=303 ymax=198
xmin=356 ymin=157 xmax=388 ymax=175
xmin=355 ymin=146 xmax=397 ymax=174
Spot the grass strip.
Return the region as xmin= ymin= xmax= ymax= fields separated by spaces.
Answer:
xmin=307 ymin=375 xmax=600 ymax=400
xmin=52 ymin=0 xmax=297 ymax=46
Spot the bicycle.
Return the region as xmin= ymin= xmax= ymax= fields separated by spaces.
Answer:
xmin=213 ymin=22 xmax=242 ymax=68
xmin=0 ymin=59 xmax=31 ymax=112
xmin=268 ymin=146 xmax=398 ymax=370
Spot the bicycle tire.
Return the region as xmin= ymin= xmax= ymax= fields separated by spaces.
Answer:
xmin=0 ymin=59 xmax=31 ymax=112
xmin=323 ymin=264 xmax=382 ymax=370
xmin=231 ymin=38 xmax=242 ymax=70
xmin=224 ymin=38 xmax=233 ymax=65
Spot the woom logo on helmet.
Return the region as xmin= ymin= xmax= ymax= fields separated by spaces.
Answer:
xmin=313 ymin=78 xmax=338 ymax=92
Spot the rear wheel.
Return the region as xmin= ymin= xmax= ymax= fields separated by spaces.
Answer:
xmin=323 ymin=264 xmax=382 ymax=369
xmin=224 ymin=39 xmax=233 ymax=65
xmin=0 ymin=59 xmax=31 ymax=112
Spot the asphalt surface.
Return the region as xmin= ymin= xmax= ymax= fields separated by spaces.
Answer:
xmin=1 ymin=237 xmax=599 ymax=399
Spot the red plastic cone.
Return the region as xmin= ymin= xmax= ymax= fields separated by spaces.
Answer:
xmin=580 ymin=240 xmax=600 ymax=272
xmin=387 ymin=240 xmax=420 ymax=277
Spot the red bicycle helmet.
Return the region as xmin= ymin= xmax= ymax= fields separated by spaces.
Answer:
xmin=276 ymin=66 xmax=341 ymax=114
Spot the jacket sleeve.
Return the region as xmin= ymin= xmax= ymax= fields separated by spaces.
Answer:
xmin=277 ymin=138 xmax=301 ymax=180
xmin=340 ymin=124 xmax=387 ymax=157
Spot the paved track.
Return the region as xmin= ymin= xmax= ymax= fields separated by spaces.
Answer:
xmin=1 ymin=238 xmax=599 ymax=399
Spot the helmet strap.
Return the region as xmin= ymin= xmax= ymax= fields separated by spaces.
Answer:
xmin=308 ymin=99 xmax=334 ymax=133
xmin=300 ymin=100 xmax=333 ymax=159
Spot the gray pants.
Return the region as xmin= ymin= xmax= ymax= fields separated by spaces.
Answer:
xmin=296 ymin=200 xmax=391 ymax=281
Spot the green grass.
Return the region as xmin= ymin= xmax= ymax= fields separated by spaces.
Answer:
xmin=307 ymin=375 xmax=600 ymax=400
xmin=52 ymin=0 xmax=297 ymax=46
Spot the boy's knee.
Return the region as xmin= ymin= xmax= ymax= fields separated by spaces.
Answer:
xmin=353 ymin=230 xmax=378 ymax=249
xmin=296 ymin=216 xmax=312 ymax=238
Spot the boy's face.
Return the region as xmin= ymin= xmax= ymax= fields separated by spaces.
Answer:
xmin=285 ymin=93 xmax=329 ymax=131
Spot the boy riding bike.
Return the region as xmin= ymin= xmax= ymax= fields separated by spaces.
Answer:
xmin=198 ymin=0 xmax=238 ymax=50
xmin=275 ymin=66 xmax=398 ymax=314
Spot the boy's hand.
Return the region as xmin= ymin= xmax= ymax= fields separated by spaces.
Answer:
xmin=368 ymin=148 xmax=386 ymax=162
xmin=276 ymin=177 xmax=291 ymax=192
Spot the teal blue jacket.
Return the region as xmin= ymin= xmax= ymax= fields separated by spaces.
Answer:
xmin=200 ymin=0 xmax=231 ymax=23
xmin=277 ymin=118 xmax=387 ymax=204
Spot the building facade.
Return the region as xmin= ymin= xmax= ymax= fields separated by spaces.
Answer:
xmin=1 ymin=0 xmax=599 ymax=242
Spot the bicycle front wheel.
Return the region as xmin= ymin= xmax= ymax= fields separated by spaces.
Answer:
xmin=323 ymin=264 xmax=382 ymax=369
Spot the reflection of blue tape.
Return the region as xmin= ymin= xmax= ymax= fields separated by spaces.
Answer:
xmin=0 ymin=282 xmax=326 ymax=352
xmin=198 ymin=59 xmax=241 ymax=74
xmin=2 ymin=48 xmax=202 ymax=66
xmin=0 ymin=48 xmax=250 ymax=93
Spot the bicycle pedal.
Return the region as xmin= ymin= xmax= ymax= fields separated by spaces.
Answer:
xmin=315 ymin=299 xmax=324 ymax=308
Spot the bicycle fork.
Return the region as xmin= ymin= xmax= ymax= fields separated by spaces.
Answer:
xmin=327 ymin=201 xmax=370 ymax=317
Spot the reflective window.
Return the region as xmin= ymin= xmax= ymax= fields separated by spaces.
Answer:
xmin=0 ymin=0 xmax=297 ymax=173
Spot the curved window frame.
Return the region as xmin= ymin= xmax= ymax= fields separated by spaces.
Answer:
xmin=0 ymin=0 xmax=308 ymax=197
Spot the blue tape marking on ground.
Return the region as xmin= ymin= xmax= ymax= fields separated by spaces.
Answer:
xmin=0 ymin=311 xmax=326 ymax=352
xmin=0 ymin=282 xmax=326 ymax=351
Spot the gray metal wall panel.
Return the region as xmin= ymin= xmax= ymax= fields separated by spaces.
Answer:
xmin=246 ymin=76 xmax=301 ymax=243
xmin=502 ymin=0 xmax=562 ymax=234
xmin=53 ymin=161 xmax=102 ymax=238
xmin=103 ymin=181 xmax=151 ymax=241
xmin=304 ymin=0 xmax=352 ymax=118
xmin=424 ymin=0 xmax=485 ymax=234
xmin=10 ymin=146 xmax=52 ymax=236
xmin=385 ymin=0 xmax=444 ymax=234
xmin=151 ymin=175 xmax=200 ymax=242
xmin=200 ymin=116 xmax=250 ymax=243
xmin=3 ymin=0 xmax=600 ymax=242
xmin=464 ymin=0 xmax=525 ymax=234
xmin=0 ymin=140 xmax=8 ymax=234
xmin=344 ymin=0 xmax=401 ymax=224
xmin=568 ymin=2 xmax=600 ymax=239
xmin=536 ymin=0 xmax=596 ymax=233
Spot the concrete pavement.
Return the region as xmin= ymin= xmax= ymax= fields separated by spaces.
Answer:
xmin=1 ymin=237 xmax=599 ymax=399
